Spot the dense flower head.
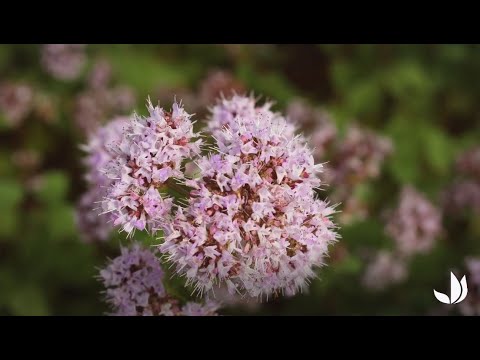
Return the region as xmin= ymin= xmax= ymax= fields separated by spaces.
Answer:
xmin=99 ymin=243 xmax=219 ymax=316
xmin=386 ymin=186 xmax=442 ymax=256
xmin=362 ymin=250 xmax=407 ymax=290
xmin=0 ymin=82 xmax=34 ymax=127
xmin=99 ymin=243 xmax=166 ymax=315
xmin=161 ymin=102 xmax=338 ymax=298
xmin=75 ymin=117 xmax=129 ymax=242
xmin=41 ymin=44 xmax=86 ymax=81
xmin=102 ymin=100 xmax=202 ymax=235
xmin=207 ymin=94 xmax=289 ymax=142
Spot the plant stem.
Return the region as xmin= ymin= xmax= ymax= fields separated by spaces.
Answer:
xmin=166 ymin=179 xmax=191 ymax=197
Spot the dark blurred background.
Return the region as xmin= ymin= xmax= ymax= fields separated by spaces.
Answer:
xmin=0 ymin=44 xmax=479 ymax=315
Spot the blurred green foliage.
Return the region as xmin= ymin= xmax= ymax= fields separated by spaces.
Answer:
xmin=0 ymin=44 xmax=479 ymax=315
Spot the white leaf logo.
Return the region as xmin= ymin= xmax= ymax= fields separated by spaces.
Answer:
xmin=434 ymin=272 xmax=468 ymax=304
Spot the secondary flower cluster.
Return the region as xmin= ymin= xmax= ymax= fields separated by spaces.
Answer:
xmin=161 ymin=95 xmax=338 ymax=298
xmin=385 ymin=186 xmax=442 ymax=257
xmin=75 ymin=117 xmax=129 ymax=243
xmin=41 ymin=44 xmax=86 ymax=81
xmin=99 ymin=243 xmax=219 ymax=316
xmin=362 ymin=250 xmax=407 ymax=291
xmin=327 ymin=125 xmax=393 ymax=188
xmin=363 ymin=186 xmax=442 ymax=291
xmin=286 ymin=99 xmax=392 ymax=225
xmin=0 ymin=82 xmax=34 ymax=127
xmin=101 ymin=99 xmax=202 ymax=235
xmin=442 ymin=146 xmax=480 ymax=215
xmin=0 ymin=82 xmax=59 ymax=128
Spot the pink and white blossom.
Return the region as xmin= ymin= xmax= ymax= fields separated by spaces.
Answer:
xmin=160 ymin=98 xmax=338 ymax=298
xmin=386 ymin=186 xmax=442 ymax=256
xmin=101 ymin=100 xmax=202 ymax=235
xmin=99 ymin=243 xmax=220 ymax=316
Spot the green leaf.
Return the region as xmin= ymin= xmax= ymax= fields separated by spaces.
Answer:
xmin=0 ymin=179 xmax=23 ymax=238
xmin=0 ymin=210 xmax=20 ymax=238
xmin=421 ymin=124 xmax=454 ymax=176
xmin=336 ymin=255 xmax=362 ymax=275
xmin=7 ymin=284 xmax=49 ymax=316
xmin=45 ymin=204 xmax=76 ymax=240
xmin=385 ymin=115 xmax=422 ymax=184
xmin=340 ymin=218 xmax=391 ymax=250
xmin=0 ymin=179 xmax=23 ymax=209
xmin=344 ymin=80 xmax=382 ymax=117
xmin=34 ymin=171 xmax=69 ymax=204
xmin=106 ymin=49 xmax=196 ymax=95
xmin=236 ymin=64 xmax=297 ymax=105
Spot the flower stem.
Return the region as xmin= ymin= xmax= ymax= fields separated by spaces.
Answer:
xmin=166 ymin=179 xmax=191 ymax=197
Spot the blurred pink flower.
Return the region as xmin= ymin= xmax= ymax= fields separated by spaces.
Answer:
xmin=0 ymin=82 xmax=33 ymax=127
xmin=386 ymin=186 xmax=442 ymax=257
xmin=362 ymin=250 xmax=407 ymax=290
xmin=456 ymin=146 xmax=480 ymax=181
xmin=198 ymin=69 xmax=245 ymax=106
xmin=41 ymin=44 xmax=86 ymax=81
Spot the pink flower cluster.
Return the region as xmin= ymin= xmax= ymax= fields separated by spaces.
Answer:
xmin=287 ymin=99 xmax=392 ymax=225
xmin=456 ymin=146 xmax=480 ymax=180
xmin=160 ymin=95 xmax=338 ymax=298
xmin=442 ymin=146 xmax=480 ymax=215
xmin=41 ymin=44 xmax=86 ymax=81
xmin=79 ymin=94 xmax=339 ymax=308
xmin=362 ymin=250 xmax=407 ymax=291
xmin=386 ymin=186 xmax=442 ymax=256
xmin=101 ymin=100 xmax=202 ymax=235
xmin=198 ymin=70 xmax=245 ymax=106
xmin=0 ymin=82 xmax=34 ymax=127
xmin=363 ymin=186 xmax=442 ymax=291
xmin=207 ymin=94 xmax=285 ymax=140
xmin=327 ymin=125 xmax=393 ymax=187
xmin=75 ymin=117 xmax=129 ymax=243
xmin=99 ymin=243 xmax=219 ymax=316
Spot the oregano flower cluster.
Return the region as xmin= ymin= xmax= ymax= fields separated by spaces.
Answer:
xmin=99 ymin=243 xmax=219 ymax=316
xmin=81 ymin=94 xmax=339 ymax=314
xmin=101 ymin=100 xmax=202 ymax=235
xmin=161 ymin=95 xmax=338 ymax=298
